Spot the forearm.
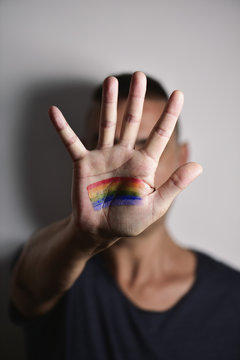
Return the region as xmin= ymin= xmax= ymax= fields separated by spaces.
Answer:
xmin=10 ymin=215 xmax=97 ymax=317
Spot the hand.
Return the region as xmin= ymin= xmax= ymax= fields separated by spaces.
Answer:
xmin=48 ymin=72 xmax=202 ymax=251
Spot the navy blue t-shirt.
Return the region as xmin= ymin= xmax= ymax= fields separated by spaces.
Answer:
xmin=9 ymin=246 xmax=240 ymax=359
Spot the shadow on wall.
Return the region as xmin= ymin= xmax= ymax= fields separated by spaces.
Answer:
xmin=18 ymin=79 xmax=96 ymax=228
xmin=2 ymin=79 xmax=97 ymax=359
xmin=0 ymin=243 xmax=26 ymax=360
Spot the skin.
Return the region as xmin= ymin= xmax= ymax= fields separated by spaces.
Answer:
xmin=85 ymin=94 xmax=199 ymax=311
xmin=10 ymin=71 xmax=203 ymax=316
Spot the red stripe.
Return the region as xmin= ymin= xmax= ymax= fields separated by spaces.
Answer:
xmin=87 ymin=177 xmax=143 ymax=191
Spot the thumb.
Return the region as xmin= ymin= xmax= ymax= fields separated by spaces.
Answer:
xmin=152 ymin=162 xmax=203 ymax=220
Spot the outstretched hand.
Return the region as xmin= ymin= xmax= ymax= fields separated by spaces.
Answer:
xmin=48 ymin=72 xmax=202 ymax=249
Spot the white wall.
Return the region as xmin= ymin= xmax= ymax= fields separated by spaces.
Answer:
xmin=1 ymin=0 xmax=240 ymax=358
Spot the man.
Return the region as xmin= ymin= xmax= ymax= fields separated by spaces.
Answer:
xmin=9 ymin=72 xmax=240 ymax=359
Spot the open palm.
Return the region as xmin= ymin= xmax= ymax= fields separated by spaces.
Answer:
xmin=49 ymin=72 xmax=202 ymax=246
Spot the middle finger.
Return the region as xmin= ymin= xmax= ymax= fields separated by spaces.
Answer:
xmin=118 ymin=71 xmax=147 ymax=149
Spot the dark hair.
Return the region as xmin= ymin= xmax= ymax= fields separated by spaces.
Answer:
xmin=92 ymin=73 xmax=169 ymax=102
xmin=92 ymin=72 xmax=179 ymax=138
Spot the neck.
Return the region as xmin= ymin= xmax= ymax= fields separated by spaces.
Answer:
xmin=102 ymin=219 xmax=184 ymax=286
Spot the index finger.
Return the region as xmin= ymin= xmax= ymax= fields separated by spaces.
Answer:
xmin=140 ymin=90 xmax=184 ymax=162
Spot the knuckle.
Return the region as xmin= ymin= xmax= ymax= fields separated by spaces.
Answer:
xmin=139 ymin=148 xmax=158 ymax=164
xmin=125 ymin=113 xmax=139 ymax=124
xmin=102 ymin=99 xmax=116 ymax=105
xmin=154 ymin=126 xmax=171 ymax=139
xmin=165 ymin=109 xmax=177 ymax=118
xmin=100 ymin=143 xmax=112 ymax=149
xmin=58 ymin=123 xmax=68 ymax=132
xmin=100 ymin=120 xmax=115 ymax=128
xmin=66 ymin=134 xmax=78 ymax=147
xmin=169 ymin=173 xmax=183 ymax=191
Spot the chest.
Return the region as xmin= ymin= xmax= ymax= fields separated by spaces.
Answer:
xmin=117 ymin=274 xmax=196 ymax=312
xmin=68 ymin=276 xmax=240 ymax=360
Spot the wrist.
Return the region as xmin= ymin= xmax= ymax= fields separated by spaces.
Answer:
xmin=67 ymin=214 xmax=120 ymax=257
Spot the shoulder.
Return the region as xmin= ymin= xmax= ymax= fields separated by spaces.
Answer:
xmin=194 ymin=248 xmax=240 ymax=302
xmin=196 ymin=248 xmax=240 ymax=278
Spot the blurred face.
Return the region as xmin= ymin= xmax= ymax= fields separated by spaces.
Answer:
xmin=86 ymin=98 xmax=188 ymax=190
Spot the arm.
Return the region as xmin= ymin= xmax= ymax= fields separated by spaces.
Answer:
xmin=10 ymin=215 xmax=102 ymax=318
xmin=10 ymin=71 xmax=202 ymax=319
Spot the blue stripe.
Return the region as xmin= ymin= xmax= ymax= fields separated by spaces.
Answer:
xmin=92 ymin=195 xmax=142 ymax=210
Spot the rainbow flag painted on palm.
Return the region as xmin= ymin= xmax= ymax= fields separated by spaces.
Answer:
xmin=87 ymin=177 xmax=145 ymax=211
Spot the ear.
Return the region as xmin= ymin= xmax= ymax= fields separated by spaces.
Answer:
xmin=177 ymin=142 xmax=189 ymax=167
